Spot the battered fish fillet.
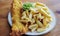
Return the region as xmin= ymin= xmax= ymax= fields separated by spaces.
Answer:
xmin=11 ymin=0 xmax=27 ymax=35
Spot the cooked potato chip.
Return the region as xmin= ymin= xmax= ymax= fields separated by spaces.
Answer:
xmin=29 ymin=24 xmax=38 ymax=29
xmin=37 ymin=28 xmax=45 ymax=32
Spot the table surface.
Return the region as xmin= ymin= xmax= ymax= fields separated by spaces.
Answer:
xmin=0 ymin=0 xmax=60 ymax=36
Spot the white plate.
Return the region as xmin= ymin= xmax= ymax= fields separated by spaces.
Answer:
xmin=8 ymin=9 xmax=56 ymax=35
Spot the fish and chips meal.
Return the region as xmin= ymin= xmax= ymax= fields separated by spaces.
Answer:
xmin=10 ymin=0 xmax=52 ymax=36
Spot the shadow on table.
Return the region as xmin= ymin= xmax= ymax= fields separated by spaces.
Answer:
xmin=22 ymin=34 xmax=44 ymax=36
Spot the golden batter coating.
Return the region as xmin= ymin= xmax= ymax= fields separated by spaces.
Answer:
xmin=10 ymin=0 xmax=28 ymax=36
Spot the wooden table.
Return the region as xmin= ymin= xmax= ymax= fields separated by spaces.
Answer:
xmin=0 ymin=0 xmax=60 ymax=36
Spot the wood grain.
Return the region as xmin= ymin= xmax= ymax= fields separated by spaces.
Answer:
xmin=0 ymin=0 xmax=60 ymax=36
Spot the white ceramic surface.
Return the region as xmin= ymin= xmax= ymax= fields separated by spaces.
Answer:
xmin=8 ymin=8 xmax=56 ymax=35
